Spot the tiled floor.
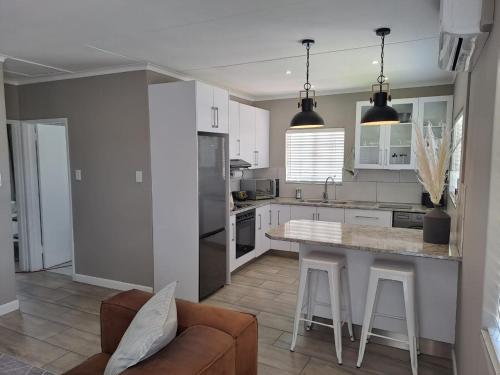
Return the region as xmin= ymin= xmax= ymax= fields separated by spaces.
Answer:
xmin=0 ymin=254 xmax=453 ymax=374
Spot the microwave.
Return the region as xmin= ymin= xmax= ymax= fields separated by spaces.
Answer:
xmin=240 ymin=179 xmax=278 ymax=200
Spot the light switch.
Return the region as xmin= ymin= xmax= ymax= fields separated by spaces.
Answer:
xmin=135 ymin=171 xmax=143 ymax=183
xmin=75 ymin=170 xmax=82 ymax=181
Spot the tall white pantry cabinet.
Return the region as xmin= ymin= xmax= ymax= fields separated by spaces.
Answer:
xmin=148 ymin=80 xmax=230 ymax=303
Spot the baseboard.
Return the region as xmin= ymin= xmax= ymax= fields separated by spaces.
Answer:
xmin=73 ymin=273 xmax=153 ymax=293
xmin=0 ymin=299 xmax=19 ymax=316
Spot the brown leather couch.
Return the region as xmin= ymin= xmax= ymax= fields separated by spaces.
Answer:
xmin=64 ymin=289 xmax=258 ymax=375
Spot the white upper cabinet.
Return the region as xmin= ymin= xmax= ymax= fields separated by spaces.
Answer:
xmin=255 ymin=108 xmax=270 ymax=169
xmin=418 ymin=96 xmax=453 ymax=140
xmin=229 ymin=100 xmax=270 ymax=168
xmin=354 ymin=95 xmax=453 ymax=170
xmin=196 ymin=81 xmax=229 ymax=134
xmin=229 ymin=101 xmax=240 ymax=159
xmin=239 ymin=103 xmax=256 ymax=165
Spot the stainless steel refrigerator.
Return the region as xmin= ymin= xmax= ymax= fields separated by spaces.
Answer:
xmin=198 ymin=133 xmax=227 ymax=300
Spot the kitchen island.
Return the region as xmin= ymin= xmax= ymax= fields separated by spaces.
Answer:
xmin=266 ymin=220 xmax=461 ymax=355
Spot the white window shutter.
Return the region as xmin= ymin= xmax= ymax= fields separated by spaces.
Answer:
xmin=286 ymin=128 xmax=345 ymax=183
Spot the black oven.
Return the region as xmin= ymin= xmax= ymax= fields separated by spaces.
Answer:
xmin=235 ymin=209 xmax=255 ymax=258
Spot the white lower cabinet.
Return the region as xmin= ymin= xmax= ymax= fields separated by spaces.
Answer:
xmin=255 ymin=205 xmax=270 ymax=257
xmin=344 ymin=209 xmax=392 ymax=227
xmin=290 ymin=205 xmax=317 ymax=220
xmin=316 ymin=207 xmax=345 ymax=222
xmin=270 ymin=204 xmax=291 ymax=251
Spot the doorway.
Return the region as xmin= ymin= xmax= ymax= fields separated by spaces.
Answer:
xmin=7 ymin=119 xmax=74 ymax=276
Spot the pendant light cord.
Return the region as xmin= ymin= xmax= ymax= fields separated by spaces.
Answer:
xmin=377 ymin=33 xmax=386 ymax=91
xmin=304 ymin=42 xmax=311 ymax=98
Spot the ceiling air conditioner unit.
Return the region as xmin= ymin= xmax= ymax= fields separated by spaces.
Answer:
xmin=439 ymin=0 xmax=494 ymax=71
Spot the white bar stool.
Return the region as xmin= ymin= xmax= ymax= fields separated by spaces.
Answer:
xmin=290 ymin=251 xmax=354 ymax=365
xmin=357 ymin=261 xmax=419 ymax=375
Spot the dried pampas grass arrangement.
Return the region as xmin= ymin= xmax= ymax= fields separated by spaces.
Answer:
xmin=414 ymin=123 xmax=452 ymax=206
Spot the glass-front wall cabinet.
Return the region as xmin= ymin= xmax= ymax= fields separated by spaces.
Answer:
xmin=355 ymin=95 xmax=453 ymax=170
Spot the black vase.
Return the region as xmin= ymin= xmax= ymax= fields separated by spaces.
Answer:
xmin=423 ymin=207 xmax=451 ymax=244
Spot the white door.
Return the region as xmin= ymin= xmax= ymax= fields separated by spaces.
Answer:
xmin=239 ymin=104 xmax=256 ymax=166
xmin=316 ymin=207 xmax=344 ymax=222
xmin=213 ymin=86 xmax=229 ymax=133
xmin=254 ymin=108 xmax=270 ymax=169
xmin=290 ymin=205 xmax=317 ymax=221
xmin=229 ymin=101 xmax=240 ymax=159
xmin=36 ymin=124 xmax=72 ymax=268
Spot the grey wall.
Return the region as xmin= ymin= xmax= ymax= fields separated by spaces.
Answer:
xmin=5 ymin=84 xmax=20 ymax=120
xmin=16 ymin=71 xmax=154 ymax=287
xmin=253 ymin=85 xmax=454 ymax=201
xmin=454 ymin=1 xmax=500 ymax=372
xmin=0 ymin=63 xmax=17 ymax=306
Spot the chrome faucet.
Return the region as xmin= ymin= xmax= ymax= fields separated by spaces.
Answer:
xmin=323 ymin=176 xmax=335 ymax=202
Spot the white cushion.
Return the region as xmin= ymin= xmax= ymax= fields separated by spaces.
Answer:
xmin=104 ymin=282 xmax=178 ymax=375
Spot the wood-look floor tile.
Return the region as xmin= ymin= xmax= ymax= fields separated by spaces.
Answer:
xmin=240 ymin=270 xmax=296 ymax=284
xmin=238 ymin=295 xmax=295 ymax=318
xmin=258 ymin=344 xmax=310 ymax=374
xmin=259 ymin=280 xmax=299 ymax=294
xmin=55 ymin=294 xmax=102 ymax=315
xmin=258 ymin=326 xmax=284 ymax=346
xmin=45 ymin=328 xmax=101 ymax=357
xmin=0 ymin=326 xmax=67 ymax=368
xmin=201 ymin=298 xmax=260 ymax=315
xmin=230 ymin=274 xmax=265 ymax=287
xmin=19 ymin=299 xmax=101 ymax=335
xmin=0 ymin=310 xmax=69 ymax=341
xmin=16 ymin=281 xmax=75 ymax=303
xmin=15 ymin=272 xmax=73 ymax=289
xmin=59 ymin=282 xmax=118 ymax=299
xmin=43 ymin=352 xmax=88 ymax=374
xmin=258 ymin=362 xmax=296 ymax=375
xmin=301 ymin=358 xmax=366 ymax=375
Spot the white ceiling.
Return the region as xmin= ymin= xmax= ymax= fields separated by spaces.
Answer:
xmin=0 ymin=0 xmax=453 ymax=99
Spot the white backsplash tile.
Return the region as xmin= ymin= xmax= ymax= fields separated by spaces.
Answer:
xmin=230 ymin=179 xmax=240 ymax=192
xmin=336 ymin=182 xmax=377 ymax=202
xmin=355 ymin=169 xmax=400 ymax=183
xmin=376 ymin=182 xmax=422 ymax=203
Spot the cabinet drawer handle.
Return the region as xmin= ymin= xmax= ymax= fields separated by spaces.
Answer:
xmin=232 ymin=223 xmax=235 ymax=241
xmin=237 ymin=139 xmax=241 ymax=156
xmin=259 ymin=214 xmax=262 ymax=230
xmin=215 ymin=107 xmax=219 ymax=128
xmin=355 ymin=215 xmax=379 ymax=220
xmin=312 ymin=213 xmax=315 ymax=220
xmin=211 ymin=107 xmax=216 ymax=128
xmin=269 ymin=210 xmax=272 ymax=225
xmin=317 ymin=213 xmax=320 ymax=220
xmin=278 ymin=211 xmax=280 ymax=225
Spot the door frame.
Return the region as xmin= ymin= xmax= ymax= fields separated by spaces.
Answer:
xmin=7 ymin=120 xmax=30 ymax=271
xmin=14 ymin=118 xmax=75 ymax=275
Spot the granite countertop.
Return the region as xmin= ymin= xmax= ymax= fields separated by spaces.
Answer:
xmin=265 ymin=219 xmax=461 ymax=261
xmin=231 ymin=197 xmax=431 ymax=215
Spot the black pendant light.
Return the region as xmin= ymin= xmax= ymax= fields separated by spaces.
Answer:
xmin=361 ymin=28 xmax=400 ymax=126
xmin=290 ymin=39 xmax=325 ymax=128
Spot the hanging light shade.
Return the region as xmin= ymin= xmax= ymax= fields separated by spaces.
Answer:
xmin=290 ymin=39 xmax=324 ymax=128
xmin=361 ymin=28 xmax=400 ymax=126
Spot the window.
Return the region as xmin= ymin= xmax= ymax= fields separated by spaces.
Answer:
xmin=449 ymin=112 xmax=464 ymax=204
xmin=286 ymin=128 xmax=345 ymax=183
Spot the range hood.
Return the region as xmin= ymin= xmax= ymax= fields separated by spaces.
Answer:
xmin=230 ymin=158 xmax=252 ymax=169
xmin=438 ymin=0 xmax=494 ymax=71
